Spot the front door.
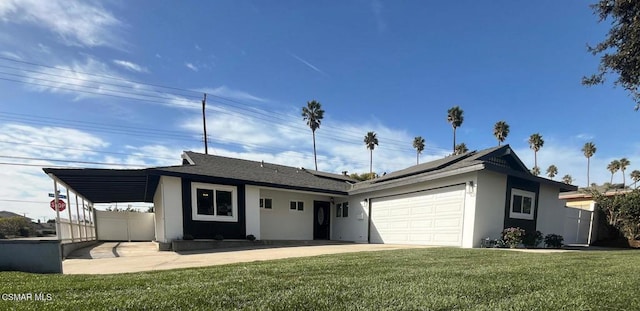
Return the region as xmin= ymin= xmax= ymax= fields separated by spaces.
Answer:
xmin=313 ymin=201 xmax=330 ymax=240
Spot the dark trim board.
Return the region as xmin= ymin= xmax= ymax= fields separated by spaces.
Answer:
xmin=503 ymin=175 xmax=539 ymax=234
xmin=181 ymin=178 xmax=247 ymax=240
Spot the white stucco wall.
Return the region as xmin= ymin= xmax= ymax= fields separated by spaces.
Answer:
xmin=152 ymin=176 xmax=183 ymax=243
xmin=536 ymin=183 xmax=566 ymax=237
xmin=245 ymin=185 xmax=261 ymax=240
xmin=153 ymin=182 xmax=165 ymax=242
xmin=259 ymin=189 xmax=334 ymax=240
xmin=472 ymin=171 xmax=507 ymax=246
xmin=333 ymin=172 xmax=479 ymax=247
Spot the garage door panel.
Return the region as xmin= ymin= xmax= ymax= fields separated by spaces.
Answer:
xmin=370 ymin=186 xmax=465 ymax=246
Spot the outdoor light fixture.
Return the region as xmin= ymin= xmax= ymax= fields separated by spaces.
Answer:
xmin=330 ymin=197 xmax=335 ymax=205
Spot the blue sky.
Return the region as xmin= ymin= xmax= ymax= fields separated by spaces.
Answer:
xmin=0 ymin=0 xmax=638 ymax=221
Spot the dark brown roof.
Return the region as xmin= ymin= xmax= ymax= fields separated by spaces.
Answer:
xmin=154 ymin=152 xmax=351 ymax=195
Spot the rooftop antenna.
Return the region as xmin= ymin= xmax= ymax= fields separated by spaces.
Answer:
xmin=202 ymin=93 xmax=208 ymax=155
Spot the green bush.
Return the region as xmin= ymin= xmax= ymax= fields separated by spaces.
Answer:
xmin=544 ymin=234 xmax=564 ymax=248
xmin=591 ymin=189 xmax=640 ymax=241
xmin=502 ymin=227 xmax=525 ymax=248
xmin=0 ymin=216 xmax=32 ymax=237
xmin=246 ymin=234 xmax=256 ymax=241
xmin=522 ymin=230 xmax=543 ymax=248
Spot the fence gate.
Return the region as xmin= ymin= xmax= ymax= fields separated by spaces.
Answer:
xmin=564 ymin=207 xmax=594 ymax=245
xmin=96 ymin=210 xmax=155 ymax=241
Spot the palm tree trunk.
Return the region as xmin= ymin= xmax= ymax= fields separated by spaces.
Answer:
xmin=587 ymin=157 xmax=590 ymax=186
xmin=534 ymin=151 xmax=537 ymax=169
xmin=452 ymin=126 xmax=456 ymax=153
xmin=312 ymin=130 xmax=317 ymax=170
xmin=610 ymin=173 xmax=614 ymax=184
xmin=622 ymin=170 xmax=626 ymax=187
xmin=369 ymin=149 xmax=373 ymax=177
xmin=416 ymin=152 xmax=419 ymax=165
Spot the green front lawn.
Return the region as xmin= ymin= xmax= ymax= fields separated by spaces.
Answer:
xmin=1 ymin=248 xmax=639 ymax=310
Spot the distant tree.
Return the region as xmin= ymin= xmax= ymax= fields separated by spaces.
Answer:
xmin=607 ymin=159 xmax=621 ymax=184
xmin=493 ymin=121 xmax=510 ymax=146
xmin=562 ymin=174 xmax=574 ymax=184
xmin=454 ymin=143 xmax=468 ymax=155
xmin=528 ymin=133 xmax=544 ymax=169
xmin=582 ymin=142 xmax=597 ymax=186
xmin=146 ymin=206 xmax=154 ymax=213
xmin=546 ymin=165 xmax=558 ymax=180
xmin=619 ymin=158 xmax=631 ymax=186
xmin=447 ymin=106 xmax=464 ymax=153
xmin=301 ymin=100 xmax=325 ymax=170
xmin=583 ymin=0 xmax=640 ymax=110
xmin=0 ymin=216 xmax=32 ymax=237
xmin=412 ymin=136 xmax=425 ymax=165
xmin=364 ymin=131 xmax=379 ymax=176
xmin=631 ymin=170 xmax=640 ymax=189
xmin=349 ymin=172 xmax=376 ymax=181
xmin=531 ymin=166 xmax=541 ymax=176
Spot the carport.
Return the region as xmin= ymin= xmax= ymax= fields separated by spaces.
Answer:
xmin=42 ymin=168 xmax=160 ymax=244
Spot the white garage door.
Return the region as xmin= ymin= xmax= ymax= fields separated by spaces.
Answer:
xmin=370 ymin=185 xmax=465 ymax=246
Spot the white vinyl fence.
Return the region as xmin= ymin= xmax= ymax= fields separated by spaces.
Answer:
xmin=96 ymin=210 xmax=155 ymax=241
xmin=564 ymin=207 xmax=595 ymax=245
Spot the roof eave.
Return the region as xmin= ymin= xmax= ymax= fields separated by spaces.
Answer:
xmin=349 ymin=163 xmax=485 ymax=195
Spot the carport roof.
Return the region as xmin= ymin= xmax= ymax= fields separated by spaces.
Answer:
xmin=42 ymin=168 xmax=159 ymax=203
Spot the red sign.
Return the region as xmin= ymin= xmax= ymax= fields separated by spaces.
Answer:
xmin=50 ymin=199 xmax=66 ymax=212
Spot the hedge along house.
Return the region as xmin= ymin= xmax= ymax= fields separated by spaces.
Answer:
xmin=43 ymin=145 xmax=576 ymax=249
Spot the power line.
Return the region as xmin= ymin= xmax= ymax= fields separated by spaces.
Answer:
xmin=0 ymin=155 xmax=145 ymax=167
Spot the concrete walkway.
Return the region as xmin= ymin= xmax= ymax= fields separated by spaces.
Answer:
xmin=63 ymin=242 xmax=428 ymax=274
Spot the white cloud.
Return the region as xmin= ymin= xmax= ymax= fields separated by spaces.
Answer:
xmin=0 ymin=0 xmax=123 ymax=48
xmin=289 ymin=53 xmax=326 ymax=76
xmin=199 ymin=85 xmax=269 ymax=103
xmin=112 ymin=59 xmax=149 ymax=73
xmin=185 ymin=63 xmax=199 ymax=72
xmin=0 ymin=50 xmax=22 ymax=60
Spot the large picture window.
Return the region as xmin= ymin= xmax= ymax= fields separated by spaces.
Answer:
xmin=510 ymin=189 xmax=535 ymax=220
xmin=191 ymin=183 xmax=238 ymax=222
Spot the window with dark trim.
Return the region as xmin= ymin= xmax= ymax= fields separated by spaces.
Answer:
xmin=260 ymin=198 xmax=272 ymax=209
xmin=290 ymin=201 xmax=304 ymax=211
xmin=191 ymin=182 xmax=238 ymax=222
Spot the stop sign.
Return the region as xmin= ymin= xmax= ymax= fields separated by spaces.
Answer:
xmin=50 ymin=199 xmax=66 ymax=212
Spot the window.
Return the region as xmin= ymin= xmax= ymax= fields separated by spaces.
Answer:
xmin=510 ymin=189 xmax=535 ymax=220
xmin=342 ymin=202 xmax=349 ymax=217
xmin=290 ymin=201 xmax=304 ymax=211
xmin=260 ymin=198 xmax=272 ymax=209
xmin=336 ymin=203 xmax=342 ymax=217
xmin=191 ymin=182 xmax=238 ymax=222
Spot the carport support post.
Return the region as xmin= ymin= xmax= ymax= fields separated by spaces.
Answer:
xmin=52 ymin=179 xmax=61 ymax=241
xmin=75 ymin=193 xmax=83 ymax=241
xmin=81 ymin=198 xmax=87 ymax=240
xmin=66 ymin=188 xmax=75 ymax=242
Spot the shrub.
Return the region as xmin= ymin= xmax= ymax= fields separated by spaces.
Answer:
xmin=246 ymin=234 xmax=256 ymax=241
xmin=214 ymin=234 xmax=224 ymax=241
xmin=502 ymin=227 xmax=525 ymax=248
xmin=522 ymin=230 xmax=543 ymax=248
xmin=182 ymin=234 xmax=194 ymax=240
xmin=0 ymin=232 xmax=6 ymax=239
xmin=18 ymin=227 xmax=30 ymax=237
xmin=544 ymin=234 xmax=564 ymax=248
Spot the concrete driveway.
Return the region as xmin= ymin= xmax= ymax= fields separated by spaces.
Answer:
xmin=63 ymin=242 xmax=428 ymax=274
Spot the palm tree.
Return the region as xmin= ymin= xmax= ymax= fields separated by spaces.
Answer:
xmin=301 ymin=100 xmax=325 ymax=170
xmin=546 ymin=165 xmax=558 ymax=180
xmin=631 ymin=170 xmax=640 ymax=188
xmin=447 ymin=106 xmax=464 ymax=153
xmin=562 ymin=174 xmax=574 ymax=185
xmin=619 ymin=158 xmax=631 ymax=187
xmin=364 ymin=131 xmax=379 ymax=176
xmin=412 ymin=136 xmax=425 ymax=165
xmin=454 ymin=143 xmax=468 ymax=155
xmin=607 ymin=160 xmax=621 ymax=184
xmin=581 ymin=142 xmax=596 ymax=187
xmin=531 ymin=166 xmax=541 ymax=176
xmin=528 ymin=133 xmax=544 ymax=169
xmin=493 ymin=121 xmax=510 ymax=146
